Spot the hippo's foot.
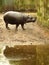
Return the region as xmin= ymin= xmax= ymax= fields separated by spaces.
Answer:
xmin=21 ymin=24 xmax=26 ymax=30
xmin=15 ymin=28 xmax=18 ymax=31
xmin=16 ymin=24 xmax=19 ymax=31
xmin=5 ymin=23 xmax=10 ymax=30
xmin=7 ymin=27 xmax=10 ymax=30
xmin=22 ymin=28 xmax=26 ymax=30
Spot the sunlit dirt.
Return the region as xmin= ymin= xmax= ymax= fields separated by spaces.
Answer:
xmin=0 ymin=13 xmax=49 ymax=47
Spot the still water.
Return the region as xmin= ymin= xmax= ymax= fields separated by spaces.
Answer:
xmin=0 ymin=46 xmax=36 ymax=65
xmin=0 ymin=47 xmax=10 ymax=65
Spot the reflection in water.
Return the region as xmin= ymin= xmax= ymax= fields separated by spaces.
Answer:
xmin=9 ymin=59 xmax=36 ymax=65
xmin=0 ymin=51 xmax=36 ymax=65
xmin=0 ymin=46 xmax=36 ymax=65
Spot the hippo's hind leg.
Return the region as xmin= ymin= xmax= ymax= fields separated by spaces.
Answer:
xmin=5 ymin=23 xmax=10 ymax=30
xmin=21 ymin=23 xmax=25 ymax=30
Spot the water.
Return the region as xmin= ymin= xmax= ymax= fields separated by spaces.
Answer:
xmin=0 ymin=46 xmax=10 ymax=65
xmin=0 ymin=46 xmax=36 ymax=65
xmin=0 ymin=54 xmax=10 ymax=65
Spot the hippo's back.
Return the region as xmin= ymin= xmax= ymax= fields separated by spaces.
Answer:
xmin=4 ymin=11 xmax=24 ymax=19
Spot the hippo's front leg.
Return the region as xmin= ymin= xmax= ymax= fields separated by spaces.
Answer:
xmin=21 ymin=23 xmax=25 ymax=30
xmin=16 ymin=24 xmax=19 ymax=30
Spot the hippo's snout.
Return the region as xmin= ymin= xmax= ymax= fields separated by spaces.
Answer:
xmin=32 ymin=17 xmax=37 ymax=22
xmin=27 ymin=16 xmax=37 ymax=22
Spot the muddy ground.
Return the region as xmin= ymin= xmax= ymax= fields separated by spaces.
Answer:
xmin=0 ymin=13 xmax=49 ymax=47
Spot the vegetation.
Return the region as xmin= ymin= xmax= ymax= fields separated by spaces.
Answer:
xmin=0 ymin=0 xmax=49 ymax=29
xmin=36 ymin=45 xmax=49 ymax=65
xmin=0 ymin=0 xmax=37 ymax=12
xmin=0 ymin=0 xmax=3 ymax=12
xmin=37 ymin=0 xmax=49 ymax=29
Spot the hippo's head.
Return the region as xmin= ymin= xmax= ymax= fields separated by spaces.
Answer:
xmin=26 ymin=15 xmax=37 ymax=23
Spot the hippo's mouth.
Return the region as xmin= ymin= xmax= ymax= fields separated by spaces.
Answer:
xmin=27 ymin=17 xmax=37 ymax=22
xmin=32 ymin=17 xmax=37 ymax=22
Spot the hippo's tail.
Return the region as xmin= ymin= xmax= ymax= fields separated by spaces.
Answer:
xmin=3 ymin=14 xmax=7 ymax=23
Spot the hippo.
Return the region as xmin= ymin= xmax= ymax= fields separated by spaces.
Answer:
xmin=3 ymin=11 xmax=36 ymax=30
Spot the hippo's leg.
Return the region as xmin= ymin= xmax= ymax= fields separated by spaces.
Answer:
xmin=5 ymin=23 xmax=10 ymax=30
xmin=21 ymin=24 xmax=25 ymax=30
xmin=16 ymin=24 xmax=19 ymax=30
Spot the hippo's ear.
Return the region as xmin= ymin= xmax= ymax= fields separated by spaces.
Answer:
xmin=27 ymin=15 xmax=33 ymax=19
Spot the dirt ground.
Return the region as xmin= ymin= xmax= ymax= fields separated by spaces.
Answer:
xmin=0 ymin=13 xmax=49 ymax=47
